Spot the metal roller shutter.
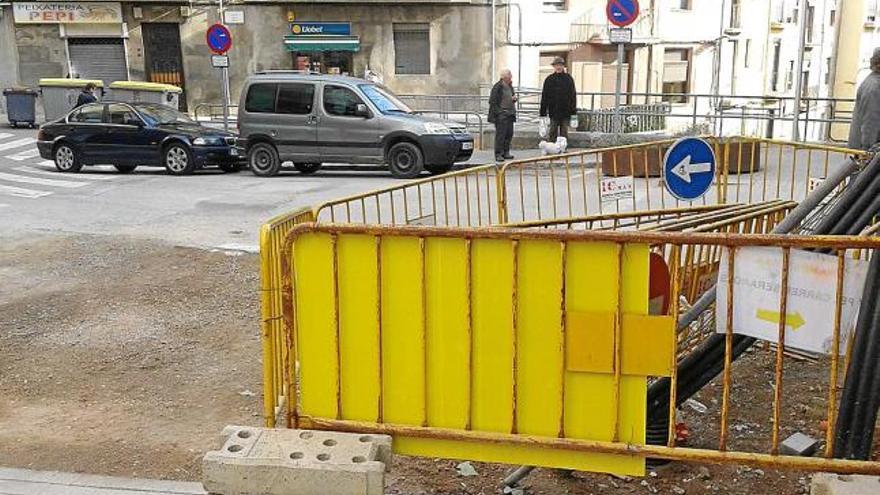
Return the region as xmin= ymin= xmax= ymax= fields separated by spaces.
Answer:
xmin=68 ymin=38 xmax=128 ymax=87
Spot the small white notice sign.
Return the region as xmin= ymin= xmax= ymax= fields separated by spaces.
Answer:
xmin=224 ymin=11 xmax=244 ymax=24
xmin=716 ymin=247 xmax=870 ymax=354
xmin=600 ymin=176 xmax=635 ymax=203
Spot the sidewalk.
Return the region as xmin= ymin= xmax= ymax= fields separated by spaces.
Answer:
xmin=0 ymin=467 xmax=206 ymax=495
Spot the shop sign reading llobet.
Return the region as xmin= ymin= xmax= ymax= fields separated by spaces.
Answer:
xmin=13 ymin=2 xmax=123 ymax=24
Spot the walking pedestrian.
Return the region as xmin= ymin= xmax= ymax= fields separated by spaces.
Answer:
xmin=75 ymin=83 xmax=98 ymax=108
xmin=539 ymin=57 xmax=577 ymax=142
xmin=488 ymin=69 xmax=517 ymax=162
xmin=849 ymin=48 xmax=880 ymax=150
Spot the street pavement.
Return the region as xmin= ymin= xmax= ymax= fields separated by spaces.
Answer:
xmin=0 ymin=467 xmax=205 ymax=495
xmin=0 ymin=125 xmax=545 ymax=251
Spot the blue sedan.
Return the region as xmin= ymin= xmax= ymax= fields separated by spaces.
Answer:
xmin=37 ymin=102 xmax=243 ymax=175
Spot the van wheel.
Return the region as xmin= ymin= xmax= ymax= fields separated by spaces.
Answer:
xmin=425 ymin=163 xmax=454 ymax=176
xmin=248 ymin=143 xmax=281 ymax=177
xmin=294 ymin=162 xmax=322 ymax=174
xmin=388 ymin=142 xmax=424 ymax=179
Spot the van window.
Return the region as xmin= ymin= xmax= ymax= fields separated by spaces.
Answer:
xmin=276 ymin=83 xmax=315 ymax=115
xmin=323 ymin=85 xmax=364 ymax=117
xmin=245 ymin=83 xmax=277 ymax=113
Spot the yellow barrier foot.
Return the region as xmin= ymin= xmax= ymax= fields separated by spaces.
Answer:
xmin=203 ymin=426 xmax=392 ymax=495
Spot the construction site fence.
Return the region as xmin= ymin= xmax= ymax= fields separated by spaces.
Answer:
xmin=276 ymin=224 xmax=880 ymax=475
xmin=258 ymin=137 xmax=870 ymax=470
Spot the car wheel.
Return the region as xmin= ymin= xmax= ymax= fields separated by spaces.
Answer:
xmin=294 ymin=162 xmax=322 ymax=174
xmin=218 ymin=162 xmax=242 ymax=173
xmin=248 ymin=143 xmax=281 ymax=177
xmin=114 ymin=165 xmax=137 ymax=174
xmin=164 ymin=143 xmax=196 ymax=176
xmin=387 ymin=142 xmax=424 ymax=179
xmin=425 ymin=163 xmax=454 ymax=176
xmin=54 ymin=143 xmax=83 ymax=173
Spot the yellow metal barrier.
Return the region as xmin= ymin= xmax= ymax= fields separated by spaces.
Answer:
xmin=278 ymin=224 xmax=880 ymax=475
xmin=260 ymin=207 xmax=315 ymax=427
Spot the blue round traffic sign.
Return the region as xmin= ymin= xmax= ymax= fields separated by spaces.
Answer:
xmin=607 ymin=0 xmax=640 ymax=27
xmin=663 ymin=138 xmax=717 ymax=201
xmin=206 ymin=23 xmax=232 ymax=55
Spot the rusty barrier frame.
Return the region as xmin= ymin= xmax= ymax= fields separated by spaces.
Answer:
xmin=277 ymin=223 xmax=880 ymax=474
xmin=260 ymin=207 xmax=316 ymax=426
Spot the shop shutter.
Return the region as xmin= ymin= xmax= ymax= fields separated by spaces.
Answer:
xmin=393 ymin=24 xmax=430 ymax=75
xmin=68 ymin=38 xmax=129 ymax=87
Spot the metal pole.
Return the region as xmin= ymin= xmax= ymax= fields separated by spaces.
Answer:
xmin=792 ymin=0 xmax=809 ymax=141
xmin=218 ymin=0 xmax=229 ymax=132
xmin=491 ymin=0 xmax=496 ymax=84
xmin=614 ymin=41 xmax=624 ymax=136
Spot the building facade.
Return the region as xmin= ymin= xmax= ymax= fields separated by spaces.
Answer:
xmin=0 ymin=0 xmax=494 ymax=112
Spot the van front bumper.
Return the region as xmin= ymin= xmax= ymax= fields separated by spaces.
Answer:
xmin=418 ymin=134 xmax=475 ymax=165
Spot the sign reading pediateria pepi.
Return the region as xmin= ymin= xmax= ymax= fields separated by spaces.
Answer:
xmin=14 ymin=2 xmax=123 ymax=24
xmin=716 ymin=247 xmax=870 ymax=354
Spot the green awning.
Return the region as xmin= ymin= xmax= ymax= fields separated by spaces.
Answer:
xmin=284 ymin=35 xmax=360 ymax=52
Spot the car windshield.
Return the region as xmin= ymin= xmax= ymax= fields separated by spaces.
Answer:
xmin=135 ymin=104 xmax=193 ymax=125
xmin=358 ymin=84 xmax=412 ymax=115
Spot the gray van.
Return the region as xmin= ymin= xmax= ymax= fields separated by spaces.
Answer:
xmin=237 ymin=72 xmax=474 ymax=178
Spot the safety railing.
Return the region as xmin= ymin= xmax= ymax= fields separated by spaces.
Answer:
xmin=277 ymin=223 xmax=880 ymax=475
xmin=412 ymin=110 xmax=487 ymax=150
xmin=192 ymin=103 xmax=239 ymax=123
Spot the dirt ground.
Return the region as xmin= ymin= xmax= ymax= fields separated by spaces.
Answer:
xmin=0 ymin=234 xmax=873 ymax=494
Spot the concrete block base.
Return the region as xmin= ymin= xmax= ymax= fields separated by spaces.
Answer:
xmin=811 ymin=473 xmax=880 ymax=495
xmin=202 ymin=426 xmax=392 ymax=495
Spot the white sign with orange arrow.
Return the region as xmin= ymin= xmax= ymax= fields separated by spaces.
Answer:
xmin=716 ymin=247 xmax=870 ymax=354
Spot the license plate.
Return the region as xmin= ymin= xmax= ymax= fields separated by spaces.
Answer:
xmin=230 ymin=148 xmax=239 ymax=156
xmin=462 ymin=142 xmax=474 ymax=151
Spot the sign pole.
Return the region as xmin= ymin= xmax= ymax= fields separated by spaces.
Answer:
xmin=218 ymin=0 xmax=230 ymax=132
xmin=614 ymin=41 xmax=624 ymax=136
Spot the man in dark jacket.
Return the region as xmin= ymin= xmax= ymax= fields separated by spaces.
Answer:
xmin=849 ymin=48 xmax=880 ymax=150
xmin=540 ymin=57 xmax=577 ymax=142
xmin=488 ymin=69 xmax=517 ymax=162
xmin=75 ymin=83 xmax=98 ymax=108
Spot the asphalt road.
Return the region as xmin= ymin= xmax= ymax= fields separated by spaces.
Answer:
xmin=0 ymin=125 xmax=519 ymax=251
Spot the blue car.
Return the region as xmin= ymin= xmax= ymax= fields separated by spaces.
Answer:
xmin=37 ymin=102 xmax=243 ymax=175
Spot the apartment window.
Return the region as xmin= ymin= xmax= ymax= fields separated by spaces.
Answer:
xmin=677 ymin=0 xmax=692 ymax=9
xmin=868 ymin=0 xmax=878 ymax=22
xmin=744 ymin=39 xmax=752 ymax=68
xmin=787 ymin=60 xmax=795 ymax=90
xmin=830 ymin=9 xmax=836 ymax=26
xmin=806 ymin=5 xmax=815 ymax=44
xmin=792 ymin=1 xmax=799 ymax=24
xmin=773 ymin=0 xmax=785 ymax=22
xmin=825 ymin=57 xmax=832 ymax=84
xmin=771 ymin=40 xmax=782 ymax=90
xmin=543 ymin=0 xmax=568 ymax=11
xmin=662 ymin=48 xmax=691 ymax=103
xmin=393 ymin=23 xmax=430 ymax=75
xmin=730 ymin=0 xmax=741 ymax=28
xmin=801 ymin=71 xmax=810 ymax=98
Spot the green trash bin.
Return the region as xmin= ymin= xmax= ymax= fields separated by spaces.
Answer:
xmin=3 ymin=88 xmax=38 ymax=128
xmin=108 ymin=81 xmax=183 ymax=110
xmin=39 ymin=78 xmax=103 ymax=122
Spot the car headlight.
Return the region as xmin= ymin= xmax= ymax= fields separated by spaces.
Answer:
xmin=192 ymin=137 xmax=223 ymax=146
xmin=424 ymin=123 xmax=452 ymax=135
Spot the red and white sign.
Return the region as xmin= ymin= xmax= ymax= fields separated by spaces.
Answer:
xmin=13 ymin=2 xmax=122 ymax=24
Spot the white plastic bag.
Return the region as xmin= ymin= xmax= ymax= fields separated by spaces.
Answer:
xmin=539 ymin=137 xmax=569 ymax=156
xmin=538 ymin=117 xmax=549 ymax=139
xmin=556 ymin=136 xmax=568 ymax=154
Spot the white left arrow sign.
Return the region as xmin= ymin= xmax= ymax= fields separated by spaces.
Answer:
xmin=671 ymin=155 xmax=713 ymax=184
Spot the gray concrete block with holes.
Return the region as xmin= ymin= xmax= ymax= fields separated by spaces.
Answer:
xmin=201 ymin=425 xmax=392 ymax=495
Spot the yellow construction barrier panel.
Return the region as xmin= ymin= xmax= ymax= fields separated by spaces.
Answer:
xmin=286 ymin=226 xmax=674 ymax=476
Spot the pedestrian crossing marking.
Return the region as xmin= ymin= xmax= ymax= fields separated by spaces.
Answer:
xmin=13 ymin=166 xmax=116 ymax=181
xmin=0 ymin=172 xmax=88 ymax=188
xmin=0 ymin=138 xmax=37 ymax=152
xmin=6 ymin=148 xmax=41 ymax=161
xmin=0 ymin=183 xmax=51 ymax=199
xmin=0 ymin=133 xmax=14 ymax=141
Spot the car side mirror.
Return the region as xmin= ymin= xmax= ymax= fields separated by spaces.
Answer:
xmin=355 ymin=103 xmax=370 ymax=118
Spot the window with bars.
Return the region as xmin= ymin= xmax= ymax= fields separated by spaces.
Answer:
xmin=393 ymin=23 xmax=430 ymax=75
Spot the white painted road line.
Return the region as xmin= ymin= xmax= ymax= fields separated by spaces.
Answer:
xmin=0 ymin=133 xmax=14 ymax=141
xmin=5 ymin=148 xmax=41 ymax=161
xmin=0 ymin=138 xmax=36 ymax=152
xmin=0 ymin=172 xmax=88 ymax=188
xmin=0 ymin=183 xmax=51 ymax=199
xmin=15 ymin=165 xmax=117 ymax=181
